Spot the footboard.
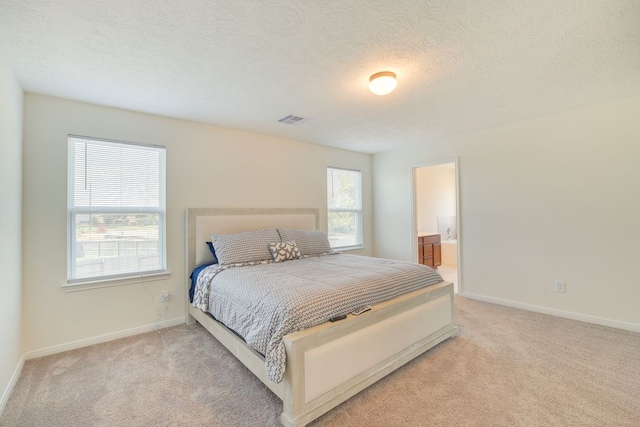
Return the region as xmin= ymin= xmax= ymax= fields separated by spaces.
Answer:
xmin=280 ymin=281 xmax=457 ymax=427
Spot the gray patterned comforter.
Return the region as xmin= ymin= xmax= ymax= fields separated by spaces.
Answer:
xmin=192 ymin=254 xmax=443 ymax=383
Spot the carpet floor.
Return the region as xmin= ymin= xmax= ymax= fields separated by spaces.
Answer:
xmin=2 ymin=296 xmax=639 ymax=427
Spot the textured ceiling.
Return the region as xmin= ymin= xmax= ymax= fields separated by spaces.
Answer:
xmin=1 ymin=0 xmax=639 ymax=153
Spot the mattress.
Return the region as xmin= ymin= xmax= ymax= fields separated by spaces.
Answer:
xmin=192 ymin=253 xmax=443 ymax=383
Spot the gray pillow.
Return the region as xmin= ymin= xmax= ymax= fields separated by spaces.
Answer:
xmin=210 ymin=229 xmax=281 ymax=265
xmin=277 ymin=229 xmax=334 ymax=256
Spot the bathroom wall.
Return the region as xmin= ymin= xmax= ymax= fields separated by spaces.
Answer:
xmin=415 ymin=164 xmax=456 ymax=235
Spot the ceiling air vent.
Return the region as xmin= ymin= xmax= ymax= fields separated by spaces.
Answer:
xmin=278 ymin=115 xmax=308 ymax=125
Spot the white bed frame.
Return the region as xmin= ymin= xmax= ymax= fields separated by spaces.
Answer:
xmin=186 ymin=208 xmax=457 ymax=427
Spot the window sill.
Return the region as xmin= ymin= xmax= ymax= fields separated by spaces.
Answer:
xmin=333 ymin=245 xmax=365 ymax=253
xmin=63 ymin=271 xmax=171 ymax=292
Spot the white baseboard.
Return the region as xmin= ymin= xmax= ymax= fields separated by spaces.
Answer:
xmin=0 ymin=355 xmax=25 ymax=415
xmin=460 ymin=293 xmax=640 ymax=333
xmin=24 ymin=317 xmax=185 ymax=360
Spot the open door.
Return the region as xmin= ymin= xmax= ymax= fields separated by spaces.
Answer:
xmin=411 ymin=159 xmax=461 ymax=293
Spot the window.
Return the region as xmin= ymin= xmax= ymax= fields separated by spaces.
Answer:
xmin=327 ymin=167 xmax=362 ymax=250
xmin=67 ymin=135 xmax=166 ymax=285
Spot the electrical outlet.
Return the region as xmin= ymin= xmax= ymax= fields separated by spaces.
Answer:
xmin=161 ymin=290 xmax=170 ymax=302
xmin=555 ymin=281 xmax=566 ymax=293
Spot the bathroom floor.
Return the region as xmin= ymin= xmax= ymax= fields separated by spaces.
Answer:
xmin=437 ymin=265 xmax=458 ymax=293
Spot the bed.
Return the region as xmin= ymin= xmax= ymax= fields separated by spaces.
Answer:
xmin=186 ymin=208 xmax=457 ymax=426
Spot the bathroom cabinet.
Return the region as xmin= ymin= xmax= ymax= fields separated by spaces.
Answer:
xmin=418 ymin=234 xmax=441 ymax=269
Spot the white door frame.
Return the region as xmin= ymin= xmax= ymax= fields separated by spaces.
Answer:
xmin=410 ymin=157 xmax=462 ymax=294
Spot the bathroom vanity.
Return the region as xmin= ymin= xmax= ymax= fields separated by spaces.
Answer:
xmin=417 ymin=233 xmax=441 ymax=269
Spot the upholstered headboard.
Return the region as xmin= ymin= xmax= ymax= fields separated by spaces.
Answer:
xmin=185 ymin=208 xmax=319 ymax=274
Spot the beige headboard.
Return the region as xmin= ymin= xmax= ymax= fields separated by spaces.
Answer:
xmin=186 ymin=208 xmax=320 ymax=274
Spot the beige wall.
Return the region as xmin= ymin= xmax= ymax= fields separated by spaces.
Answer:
xmin=415 ymin=164 xmax=456 ymax=235
xmin=0 ymin=58 xmax=23 ymax=409
xmin=12 ymin=90 xmax=640 ymax=370
xmin=22 ymin=94 xmax=372 ymax=354
xmin=373 ymin=96 xmax=640 ymax=331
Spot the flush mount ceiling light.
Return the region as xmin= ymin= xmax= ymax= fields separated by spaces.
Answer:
xmin=369 ymin=71 xmax=397 ymax=95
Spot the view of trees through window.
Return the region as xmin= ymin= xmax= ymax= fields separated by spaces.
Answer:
xmin=327 ymin=167 xmax=362 ymax=248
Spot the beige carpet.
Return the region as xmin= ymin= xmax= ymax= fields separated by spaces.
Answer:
xmin=2 ymin=297 xmax=640 ymax=427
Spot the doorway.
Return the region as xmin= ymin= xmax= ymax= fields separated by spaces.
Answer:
xmin=411 ymin=159 xmax=461 ymax=293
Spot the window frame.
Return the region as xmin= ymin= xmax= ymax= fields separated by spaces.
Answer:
xmin=326 ymin=166 xmax=363 ymax=251
xmin=66 ymin=135 xmax=168 ymax=289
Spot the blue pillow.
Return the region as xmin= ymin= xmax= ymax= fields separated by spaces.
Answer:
xmin=189 ymin=262 xmax=214 ymax=303
xmin=205 ymin=241 xmax=218 ymax=264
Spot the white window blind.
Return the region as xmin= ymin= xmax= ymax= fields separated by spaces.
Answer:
xmin=67 ymin=135 xmax=166 ymax=284
xmin=327 ymin=167 xmax=363 ymax=249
